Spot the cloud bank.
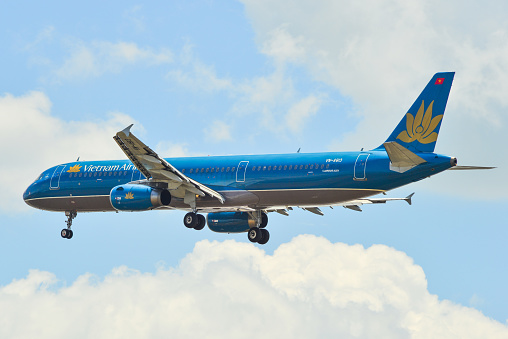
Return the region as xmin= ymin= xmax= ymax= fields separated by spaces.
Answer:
xmin=1 ymin=235 xmax=506 ymax=338
xmin=0 ymin=91 xmax=139 ymax=213
xmin=240 ymin=0 xmax=508 ymax=198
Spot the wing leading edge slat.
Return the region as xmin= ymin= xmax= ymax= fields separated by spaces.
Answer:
xmin=113 ymin=125 xmax=225 ymax=204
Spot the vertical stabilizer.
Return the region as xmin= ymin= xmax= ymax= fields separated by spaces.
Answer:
xmin=377 ymin=72 xmax=454 ymax=153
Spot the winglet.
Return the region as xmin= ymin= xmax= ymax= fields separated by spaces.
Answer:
xmin=120 ymin=124 xmax=134 ymax=137
xmin=405 ymin=193 xmax=415 ymax=205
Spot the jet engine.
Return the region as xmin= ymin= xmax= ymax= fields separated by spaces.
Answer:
xmin=207 ymin=212 xmax=257 ymax=233
xmin=110 ymin=184 xmax=171 ymax=211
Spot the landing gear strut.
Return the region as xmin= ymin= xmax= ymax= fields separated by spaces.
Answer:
xmin=183 ymin=212 xmax=206 ymax=230
xmin=61 ymin=211 xmax=76 ymax=239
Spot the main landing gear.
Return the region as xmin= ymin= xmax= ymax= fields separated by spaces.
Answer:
xmin=61 ymin=211 xmax=76 ymax=239
xmin=248 ymin=227 xmax=270 ymax=245
xmin=183 ymin=212 xmax=206 ymax=230
xmin=248 ymin=211 xmax=269 ymax=245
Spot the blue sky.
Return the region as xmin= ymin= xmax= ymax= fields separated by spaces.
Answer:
xmin=1 ymin=0 xmax=507 ymax=337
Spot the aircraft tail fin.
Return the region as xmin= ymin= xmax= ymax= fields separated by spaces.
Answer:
xmin=376 ymin=72 xmax=455 ymax=153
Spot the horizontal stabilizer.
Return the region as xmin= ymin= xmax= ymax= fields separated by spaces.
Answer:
xmin=448 ymin=166 xmax=496 ymax=170
xmin=383 ymin=142 xmax=426 ymax=173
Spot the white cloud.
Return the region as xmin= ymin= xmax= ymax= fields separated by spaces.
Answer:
xmin=155 ymin=141 xmax=194 ymax=158
xmin=0 ymin=235 xmax=506 ymax=338
xmin=286 ymin=95 xmax=322 ymax=133
xmin=167 ymin=43 xmax=233 ymax=92
xmin=261 ymin=25 xmax=306 ymax=64
xmin=56 ymin=40 xmax=172 ymax=80
xmin=0 ymin=91 xmax=141 ymax=213
xmin=241 ymin=0 xmax=508 ymax=199
xmin=204 ymin=120 xmax=233 ymax=142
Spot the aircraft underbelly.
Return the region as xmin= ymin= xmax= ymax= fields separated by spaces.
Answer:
xmin=25 ymin=195 xmax=114 ymax=212
xmin=250 ymin=188 xmax=381 ymax=207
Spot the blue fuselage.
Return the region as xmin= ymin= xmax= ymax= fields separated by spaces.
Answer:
xmin=23 ymin=150 xmax=454 ymax=213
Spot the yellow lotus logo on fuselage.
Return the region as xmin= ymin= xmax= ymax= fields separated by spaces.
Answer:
xmin=125 ymin=192 xmax=134 ymax=199
xmin=67 ymin=164 xmax=82 ymax=173
xmin=397 ymin=100 xmax=443 ymax=144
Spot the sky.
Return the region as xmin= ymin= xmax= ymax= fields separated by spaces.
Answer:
xmin=1 ymin=0 xmax=507 ymax=337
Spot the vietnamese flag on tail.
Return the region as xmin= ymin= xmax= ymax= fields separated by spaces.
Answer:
xmin=435 ymin=78 xmax=445 ymax=85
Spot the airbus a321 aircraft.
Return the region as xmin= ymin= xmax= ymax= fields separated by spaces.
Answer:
xmin=23 ymin=72 xmax=492 ymax=244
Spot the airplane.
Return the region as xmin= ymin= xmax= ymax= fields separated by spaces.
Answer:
xmin=23 ymin=72 xmax=493 ymax=244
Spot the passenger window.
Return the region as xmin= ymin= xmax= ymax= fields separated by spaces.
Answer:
xmin=94 ymin=172 xmax=98 ymax=177
xmin=278 ymin=165 xmax=282 ymax=170
xmin=182 ymin=169 xmax=186 ymax=174
xmin=124 ymin=171 xmax=128 ymax=176
xmin=257 ymin=166 xmax=261 ymax=171
xmin=268 ymin=166 xmax=271 ymax=171
xmin=201 ymin=168 xmax=204 ymax=173
xmin=206 ymin=168 xmax=209 ymax=173
xmin=190 ymin=169 xmax=193 ymax=174
xmin=252 ymin=167 xmax=256 ymax=171
xmin=79 ymin=173 xmax=82 ymax=177
xmin=284 ymin=165 xmax=287 ymax=170
xmin=299 ymin=165 xmax=303 ymax=170
xmin=232 ymin=167 xmax=236 ymax=172
xmin=305 ymin=165 xmax=308 ymax=170
xmin=310 ymin=164 xmax=314 ymax=170
xmin=221 ymin=167 xmax=224 ymax=172
xmin=84 ymin=173 xmax=88 ymax=177
xmin=211 ymin=168 xmax=214 ymax=173
xmin=226 ymin=167 xmax=230 ymax=172
xmin=113 ymin=172 xmax=117 ymax=176
xmin=98 ymin=172 xmax=102 ymax=177
xmin=289 ymin=165 xmax=292 ymax=170
xmin=321 ymin=164 xmax=324 ymax=169
xmin=326 ymin=164 xmax=330 ymax=169
xmin=263 ymin=166 xmax=266 ymax=171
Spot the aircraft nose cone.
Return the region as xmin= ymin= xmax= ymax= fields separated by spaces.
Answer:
xmin=23 ymin=183 xmax=35 ymax=202
xmin=23 ymin=186 xmax=31 ymax=201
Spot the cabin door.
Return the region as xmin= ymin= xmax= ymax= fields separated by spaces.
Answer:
xmin=353 ymin=154 xmax=370 ymax=181
xmin=236 ymin=161 xmax=249 ymax=182
xmin=50 ymin=165 xmax=66 ymax=189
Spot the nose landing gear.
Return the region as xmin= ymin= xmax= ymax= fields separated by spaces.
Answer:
xmin=61 ymin=211 xmax=76 ymax=239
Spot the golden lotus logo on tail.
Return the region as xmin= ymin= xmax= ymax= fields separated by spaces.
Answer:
xmin=125 ymin=192 xmax=134 ymax=199
xmin=67 ymin=164 xmax=82 ymax=173
xmin=397 ymin=100 xmax=443 ymax=144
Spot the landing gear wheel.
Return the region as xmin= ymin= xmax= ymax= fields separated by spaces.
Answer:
xmin=184 ymin=212 xmax=198 ymax=229
xmin=260 ymin=212 xmax=268 ymax=228
xmin=248 ymin=227 xmax=262 ymax=243
xmin=62 ymin=211 xmax=77 ymax=239
xmin=258 ymin=229 xmax=270 ymax=245
xmin=60 ymin=229 xmax=73 ymax=239
xmin=195 ymin=214 xmax=206 ymax=231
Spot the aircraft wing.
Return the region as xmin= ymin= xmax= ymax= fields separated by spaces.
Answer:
xmin=113 ymin=125 xmax=225 ymax=204
xmin=265 ymin=193 xmax=414 ymax=215
xmin=337 ymin=193 xmax=414 ymax=212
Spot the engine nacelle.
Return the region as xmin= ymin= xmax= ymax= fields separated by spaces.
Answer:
xmin=207 ymin=212 xmax=256 ymax=233
xmin=110 ymin=184 xmax=171 ymax=211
